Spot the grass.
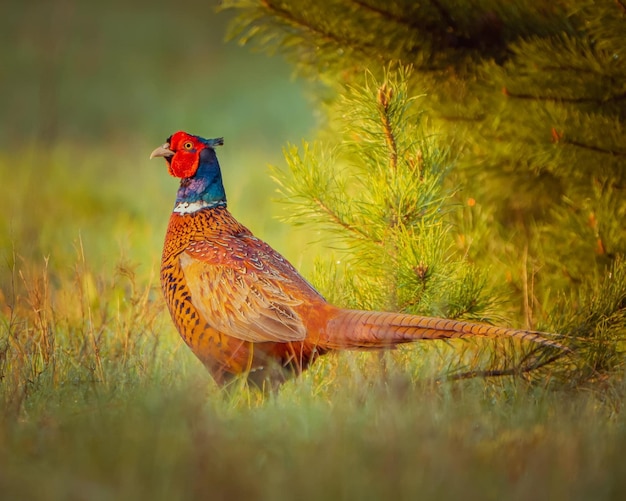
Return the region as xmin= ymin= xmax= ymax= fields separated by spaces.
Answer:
xmin=2 ymin=276 xmax=626 ymax=501
xmin=2 ymin=232 xmax=626 ymax=500
xmin=2 ymin=1 xmax=626 ymax=499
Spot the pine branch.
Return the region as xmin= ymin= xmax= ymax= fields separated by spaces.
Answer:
xmin=348 ymin=0 xmax=453 ymax=33
xmin=349 ymin=0 xmax=414 ymax=28
xmin=376 ymin=83 xmax=398 ymax=172
xmin=260 ymin=0 xmax=380 ymax=58
xmin=536 ymin=64 xmax=621 ymax=85
xmin=312 ymin=196 xmax=380 ymax=244
xmin=560 ymin=138 xmax=626 ymax=158
xmin=503 ymin=88 xmax=626 ymax=105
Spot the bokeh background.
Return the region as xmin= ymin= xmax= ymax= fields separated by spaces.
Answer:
xmin=1 ymin=0 xmax=314 ymax=284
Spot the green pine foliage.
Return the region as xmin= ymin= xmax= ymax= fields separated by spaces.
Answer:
xmin=223 ymin=0 xmax=626 ymax=385
xmin=273 ymin=68 xmax=506 ymax=327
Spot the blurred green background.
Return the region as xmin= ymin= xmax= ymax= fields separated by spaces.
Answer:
xmin=1 ymin=0 xmax=315 ymax=284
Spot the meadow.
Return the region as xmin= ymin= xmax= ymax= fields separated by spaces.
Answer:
xmin=2 ymin=1 xmax=626 ymax=499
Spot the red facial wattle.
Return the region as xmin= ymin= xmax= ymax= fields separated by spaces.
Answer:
xmin=167 ymin=132 xmax=203 ymax=179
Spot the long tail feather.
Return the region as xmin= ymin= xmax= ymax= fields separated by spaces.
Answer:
xmin=323 ymin=309 xmax=569 ymax=352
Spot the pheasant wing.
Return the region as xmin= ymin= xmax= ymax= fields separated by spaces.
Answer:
xmin=179 ymin=236 xmax=314 ymax=343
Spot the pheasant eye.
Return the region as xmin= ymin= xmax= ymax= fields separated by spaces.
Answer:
xmin=183 ymin=141 xmax=194 ymax=150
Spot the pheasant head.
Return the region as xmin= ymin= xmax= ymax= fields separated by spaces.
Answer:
xmin=150 ymin=131 xmax=226 ymax=212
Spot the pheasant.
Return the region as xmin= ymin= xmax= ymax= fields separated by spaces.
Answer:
xmin=151 ymin=131 xmax=567 ymax=387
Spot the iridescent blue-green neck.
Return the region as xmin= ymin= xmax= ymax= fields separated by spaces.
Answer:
xmin=174 ymin=147 xmax=226 ymax=213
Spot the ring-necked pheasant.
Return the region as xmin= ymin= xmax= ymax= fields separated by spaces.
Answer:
xmin=151 ymin=131 xmax=567 ymax=387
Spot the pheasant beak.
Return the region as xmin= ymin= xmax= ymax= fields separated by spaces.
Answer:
xmin=150 ymin=143 xmax=174 ymax=159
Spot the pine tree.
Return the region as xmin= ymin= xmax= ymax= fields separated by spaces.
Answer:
xmin=221 ymin=0 xmax=626 ymax=385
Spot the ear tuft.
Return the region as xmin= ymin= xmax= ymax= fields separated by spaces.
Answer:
xmin=205 ymin=137 xmax=224 ymax=148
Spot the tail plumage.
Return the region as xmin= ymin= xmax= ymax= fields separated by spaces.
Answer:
xmin=323 ymin=309 xmax=568 ymax=352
